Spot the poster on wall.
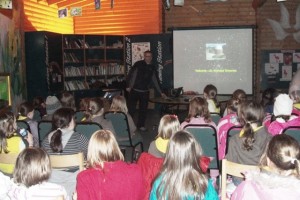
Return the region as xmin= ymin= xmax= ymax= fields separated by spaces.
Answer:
xmin=0 ymin=74 xmax=11 ymax=106
xmin=131 ymin=42 xmax=150 ymax=65
xmin=58 ymin=8 xmax=68 ymax=18
xmin=261 ymin=50 xmax=300 ymax=91
xmin=70 ymin=7 xmax=82 ymax=17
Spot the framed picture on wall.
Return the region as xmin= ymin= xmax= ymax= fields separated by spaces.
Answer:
xmin=0 ymin=73 xmax=11 ymax=106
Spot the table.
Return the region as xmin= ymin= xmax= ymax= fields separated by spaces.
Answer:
xmin=149 ymin=96 xmax=190 ymax=116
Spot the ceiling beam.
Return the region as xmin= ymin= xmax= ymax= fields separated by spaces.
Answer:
xmin=47 ymin=0 xmax=67 ymax=5
xmin=57 ymin=0 xmax=87 ymax=8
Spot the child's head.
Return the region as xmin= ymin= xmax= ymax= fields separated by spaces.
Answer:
xmin=110 ymin=95 xmax=128 ymax=113
xmin=239 ymin=101 xmax=264 ymax=151
xmin=261 ymin=134 xmax=300 ymax=178
xmin=45 ymin=96 xmax=62 ymax=115
xmin=79 ymin=98 xmax=90 ymax=111
xmin=186 ymin=96 xmax=211 ymax=122
xmin=18 ymin=102 xmax=34 ymax=120
xmin=88 ymin=97 xmax=104 ymax=116
xmin=203 ymin=84 xmax=217 ymax=99
xmin=32 ymin=96 xmax=46 ymax=109
xmin=0 ymin=111 xmax=16 ymax=153
xmin=60 ymin=92 xmax=76 ymax=111
xmin=289 ymin=90 xmax=300 ymax=104
xmin=157 ymin=114 xmax=180 ymax=139
xmin=87 ymin=130 xmax=124 ymax=168
xmin=289 ymin=69 xmax=300 ymax=103
xmin=272 ymin=94 xmax=294 ymax=122
xmin=13 ymin=147 xmax=51 ymax=187
xmin=261 ymin=88 xmax=279 ymax=106
xmin=50 ymin=108 xmax=75 ymax=153
xmin=226 ymin=98 xmax=239 ymax=114
xmin=159 ymin=130 xmax=207 ymax=199
xmin=232 ymin=89 xmax=247 ymax=103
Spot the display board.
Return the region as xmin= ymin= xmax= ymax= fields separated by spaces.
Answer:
xmin=260 ymin=50 xmax=300 ymax=91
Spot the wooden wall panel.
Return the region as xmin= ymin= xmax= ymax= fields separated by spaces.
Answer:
xmin=23 ymin=0 xmax=73 ymax=34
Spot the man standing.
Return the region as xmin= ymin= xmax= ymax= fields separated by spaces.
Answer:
xmin=126 ymin=51 xmax=166 ymax=131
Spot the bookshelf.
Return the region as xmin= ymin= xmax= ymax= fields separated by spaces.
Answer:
xmin=62 ymin=34 xmax=125 ymax=91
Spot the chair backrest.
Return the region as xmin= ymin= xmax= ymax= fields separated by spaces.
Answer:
xmin=283 ymin=126 xmax=300 ymax=143
xmin=75 ymin=111 xmax=85 ymax=122
xmin=49 ymin=152 xmax=84 ymax=171
xmin=221 ymin=159 xmax=259 ymax=200
xmin=210 ymin=113 xmax=221 ymax=125
xmin=75 ymin=122 xmax=102 ymax=140
xmin=16 ymin=120 xmax=31 ymax=132
xmin=183 ymin=124 xmax=219 ymax=169
xmin=38 ymin=121 xmax=53 ymax=145
xmin=104 ymin=111 xmax=132 ymax=144
xmin=225 ymin=125 xmax=243 ymax=154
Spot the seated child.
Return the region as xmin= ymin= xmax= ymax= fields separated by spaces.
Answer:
xmin=232 ymin=134 xmax=300 ymax=200
xmin=203 ymin=84 xmax=220 ymax=114
xmin=289 ymin=69 xmax=300 ymax=116
xmin=148 ymin=114 xmax=180 ymax=158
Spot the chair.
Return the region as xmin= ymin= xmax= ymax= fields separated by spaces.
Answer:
xmin=49 ymin=152 xmax=84 ymax=171
xmin=75 ymin=122 xmax=102 ymax=140
xmin=75 ymin=111 xmax=85 ymax=122
xmin=38 ymin=121 xmax=53 ymax=145
xmin=210 ymin=112 xmax=221 ymax=125
xmin=221 ymin=159 xmax=259 ymax=200
xmin=183 ymin=124 xmax=219 ymax=169
xmin=104 ymin=111 xmax=144 ymax=162
xmin=225 ymin=125 xmax=243 ymax=154
xmin=0 ymin=153 xmax=19 ymax=175
xmin=16 ymin=120 xmax=31 ymax=132
xmin=283 ymin=126 xmax=300 ymax=142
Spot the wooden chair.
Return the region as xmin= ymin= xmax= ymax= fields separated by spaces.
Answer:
xmin=49 ymin=152 xmax=84 ymax=171
xmin=104 ymin=111 xmax=144 ymax=162
xmin=0 ymin=153 xmax=19 ymax=175
xmin=221 ymin=159 xmax=259 ymax=200
xmin=282 ymin=126 xmax=300 ymax=143
xmin=183 ymin=124 xmax=219 ymax=169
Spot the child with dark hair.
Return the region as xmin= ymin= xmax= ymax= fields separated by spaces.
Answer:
xmin=32 ymin=96 xmax=47 ymax=119
xmin=203 ymin=84 xmax=220 ymax=114
xmin=60 ymin=92 xmax=77 ymax=111
xmin=289 ymin=70 xmax=300 ymax=116
xmin=17 ymin=102 xmax=39 ymax=147
xmin=260 ymin=87 xmax=279 ymax=114
xmin=42 ymin=107 xmax=88 ymax=197
xmin=42 ymin=107 xmax=88 ymax=156
xmin=232 ymin=134 xmax=300 ymax=200
xmin=226 ymin=101 xmax=272 ymax=186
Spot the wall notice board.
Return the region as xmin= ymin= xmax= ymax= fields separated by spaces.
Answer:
xmin=260 ymin=50 xmax=300 ymax=91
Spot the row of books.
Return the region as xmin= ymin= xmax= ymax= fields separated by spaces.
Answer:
xmin=85 ymin=63 xmax=124 ymax=76
xmin=64 ymin=81 xmax=89 ymax=91
xmin=63 ymin=37 xmax=123 ymax=49
xmin=64 ymin=52 xmax=82 ymax=63
xmin=64 ymin=67 xmax=84 ymax=77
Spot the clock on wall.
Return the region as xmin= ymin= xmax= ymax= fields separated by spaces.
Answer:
xmin=0 ymin=0 xmax=12 ymax=9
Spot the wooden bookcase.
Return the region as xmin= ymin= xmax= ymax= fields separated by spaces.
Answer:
xmin=62 ymin=34 xmax=125 ymax=91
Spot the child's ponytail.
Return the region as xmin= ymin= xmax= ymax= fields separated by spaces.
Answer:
xmin=50 ymin=129 xmax=63 ymax=153
xmin=242 ymin=121 xmax=256 ymax=151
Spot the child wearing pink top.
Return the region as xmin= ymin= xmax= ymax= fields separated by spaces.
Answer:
xmin=180 ymin=96 xmax=216 ymax=130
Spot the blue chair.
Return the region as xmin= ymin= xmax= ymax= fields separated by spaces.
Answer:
xmin=38 ymin=121 xmax=52 ymax=146
xmin=75 ymin=122 xmax=102 ymax=140
xmin=210 ymin=112 xmax=221 ymax=125
xmin=104 ymin=111 xmax=143 ymax=162
xmin=75 ymin=111 xmax=85 ymax=122
xmin=183 ymin=124 xmax=219 ymax=169
xmin=282 ymin=126 xmax=300 ymax=143
xmin=225 ymin=125 xmax=243 ymax=154
xmin=16 ymin=120 xmax=31 ymax=133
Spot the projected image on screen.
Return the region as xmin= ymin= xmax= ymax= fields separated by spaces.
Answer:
xmin=206 ymin=43 xmax=226 ymax=61
xmin=173 ymin=27 xmax=253 ymax=95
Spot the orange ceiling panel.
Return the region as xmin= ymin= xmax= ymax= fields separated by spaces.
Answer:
xmin=22 ymin=0 xmax=161 ymax=35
